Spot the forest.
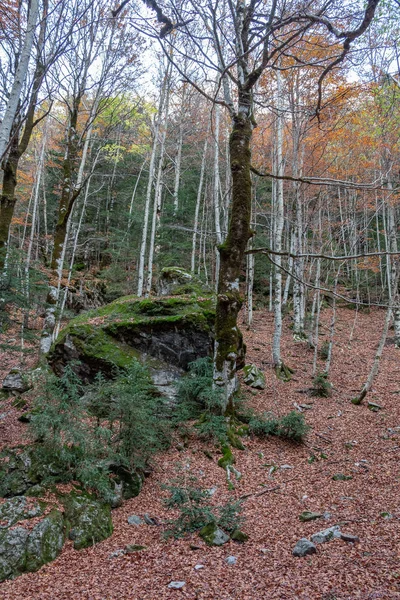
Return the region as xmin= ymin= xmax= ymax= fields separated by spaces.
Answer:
xmin=0 ymin=0 xmax=400 ymax=598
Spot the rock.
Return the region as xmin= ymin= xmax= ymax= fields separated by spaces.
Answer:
xmin=243 ymin=364 xmax=266 ymax=390
xmin=108 ymin=464 xmax=143 ymax=500
xmin=199 ymin=523 xmax=229 ymax=546
xmin=299 ymin=511 xmax=323 ymax=523
xmin=144 ymin=513 xmax=159 ymax=526
xmin=310 ymin=525 xmax=341 ymax=544
xmin=2 ymin=369 xmax=30 ymax=394
xmin=0 ymin=448 xmax=43 ymax=497
xmin=157 ymin=267 xmax=208 ymax=297
xmin=25 ymin=510 xmax=64 ymax=572
xmin=194 ymin=564 xmax=204 ymax=570
xmin=230 ymin=529 xmax=248 ymax=542
xmin=292 ymin=538 xmax=317 ymax=557
xmin=225 ymin=556 xmax=237 ymax=565
xmin=125 ymin=544 xmax=146 ymax=553
xmin=0 ymin=526 xmax=29 ymax=581
xmin=332 ymin=473 xmax=353 ymax=481
xmin=49 ymin=293 xmax=216 ymax=382
xmin=109 ymin=548 xmax=126 ymax=559
xmin=168 ymin=581 xmax=186 ymax=589
xmin=127 ymin=515 xmax=144 ymax=526
xmin=63 ymin=493 xmax=113 ymax=550
xmin=0 ymin=497 xmax=43 ymax=528
xmin=340 ymin=533 xmax=360 ymax=543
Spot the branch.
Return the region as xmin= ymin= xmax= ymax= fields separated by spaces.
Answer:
xmin=250 ymin=165 xmax=390 ymax=191
xmin=245 ymin=248 xmax=400 ymax=262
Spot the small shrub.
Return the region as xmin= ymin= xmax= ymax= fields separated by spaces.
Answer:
xmin=162 ymin=471 xmax=243 ymax=538
xmin=247 ymin=410 xmax=309 ymax=442
xmin=174 ymin=358 xmax=227 ymax=442
xmin=310 ymin=371 xmax=332 ymax=397
xmin=319 ymin=341 xmax=330 ymax=360
xmin=30 ymin=361 xmax=171 ymax=501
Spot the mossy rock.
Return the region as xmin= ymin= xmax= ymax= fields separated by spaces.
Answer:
xmin=218 ymin=444 xmax=235 ymax=469
xmin=49 ymin=292 xmax=216 ymax=382
xmin=243 ymin=364 xmax=265 ymax=390
xmin=0 ymin=526 xmax=29 ymax=581
xmin=156 ymin=267 xmax=211 ymax=297
xmin=230 ymin=529 xmax=248 ymax=542
xmin=62 ymin=492 xmax=113 ymax=550
xmin=25 ymin=510 xmax=65 ymax=572
xmin=0 ymin=497 xmax=44 ymax=527
xmin=199 ymin=522 xmax=229 ymax=546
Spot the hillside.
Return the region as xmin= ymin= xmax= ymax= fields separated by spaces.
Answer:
xmin=1 ymin=306 xmax=399 ymax=600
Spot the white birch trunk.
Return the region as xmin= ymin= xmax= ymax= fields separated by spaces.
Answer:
xmin=272 ymin=70 xmax=284 ymax=369
xmin=137 ymin=63 xmax=170 ymax=297
xmin=0 ymin=0 xmax=39 ymax=161
xmin=191 ymin=136 xmax=208 ymax=273
xmin=145 ymin=71 xmax=171 ymax=295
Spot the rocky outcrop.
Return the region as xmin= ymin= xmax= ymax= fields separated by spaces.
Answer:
xmin=48 ymin=293 xmax=216 ymax=388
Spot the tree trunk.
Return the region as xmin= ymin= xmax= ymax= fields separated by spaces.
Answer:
xmin=0 ymin=136 xmax=19 ymax=272
xmin=213 ymin=109 xmax=252 ymax=413
xmin=0 ymin=0 xmax=39 ymax=160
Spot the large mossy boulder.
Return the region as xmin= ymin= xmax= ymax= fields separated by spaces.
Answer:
xmin=63 ymin=492 xmax=113 ymax=550
xmin=49 ymin=293 xmax=216 ymax=383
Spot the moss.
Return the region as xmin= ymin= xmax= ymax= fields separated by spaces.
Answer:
xmin=50 ymin=293 xmax=216 ymax=379
xmin=125 ymin=544 xmax=146 ymax=552
xmin=25 ymin=510 xmax=65 ymax=572
xmin=218 ymin=444 xmax=235 ymax=469
xmin=61 ymin=491 xmax=113 ymax=550
xmin=231 ymin=529 xmax=248 ymax=542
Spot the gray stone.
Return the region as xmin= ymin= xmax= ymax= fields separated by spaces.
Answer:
xmin=194 ymin=564 xmax=204 ymax=570
xmin=299 ymin=511 xmax=323 ymax=522
xmin=0 ymin=497 xmax=43 ymax=529
xmin=168 ymin=581 xmax=186 ymax=589
xmin=109 ymin=548 xmax=126 ymax=559
xmin=292 ymin=538 xmax=317 ymax=557
xmin=225 ymin=556 xmax=237 ymax=565
xmin=0 ymin=526 xmax=29 ymax=581
xmin=310 ymin=525 xmax=341 ymax=545
xmin=199 ymin=523 xmax=229 ymax=546
xmin=25 ymin=510 xmax=65 ymax=572
xmin=2 ymin=369 xmax=29 ymax=393
xmin=144 ymin=513 xmax=159 ymax=526
xmin=127 ymin=515 xmax=144 ymax=526
xmin=243 ymin=364 xmax=266 ymax=390
xmin=340 ymin=533 xmax=360 ymax=543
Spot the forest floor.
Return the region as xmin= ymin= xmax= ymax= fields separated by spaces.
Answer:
xmin=1 ymin=306 xmax=400 ymax=600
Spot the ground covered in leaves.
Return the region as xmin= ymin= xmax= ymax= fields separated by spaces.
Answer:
xmin=1 ymin=307 xmax=399 ymax=600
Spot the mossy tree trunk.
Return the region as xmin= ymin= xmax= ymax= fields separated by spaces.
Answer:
xmin=213 ymin=96 xmax=252 ymax=414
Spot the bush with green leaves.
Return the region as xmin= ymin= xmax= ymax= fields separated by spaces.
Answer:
xmin=30 ymin=361 xmax=170 ymax=501
xmin=174 ymin=357 xmax=228 ymax=442
xmin=162 ymin=471 xmax=243 ymax=538
xmin=246 ymin=410 xmax=309 ymax=442
xmin=310 ymin=371 xmax=332 ymax=398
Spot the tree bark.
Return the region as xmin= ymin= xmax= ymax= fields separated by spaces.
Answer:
xmin=213 ymin=109 xmax=252 ymax=413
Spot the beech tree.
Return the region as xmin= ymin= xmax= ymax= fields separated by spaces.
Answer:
xmin=132 ymin=0 xmax=383 ymax=411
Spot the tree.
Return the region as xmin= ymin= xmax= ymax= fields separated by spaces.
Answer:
xmin=133 ymin=0 xmax=382 ymax=412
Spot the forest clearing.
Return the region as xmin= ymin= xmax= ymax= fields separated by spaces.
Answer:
xmin=1 ymin=0 xmax=400 ymax=598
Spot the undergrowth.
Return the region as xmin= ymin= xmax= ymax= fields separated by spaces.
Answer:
xmin=30 ymin=362 xmax=170 ymax=501
xmin=162 ymin=470 xmax=243 ymax=538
